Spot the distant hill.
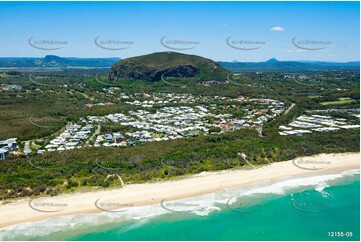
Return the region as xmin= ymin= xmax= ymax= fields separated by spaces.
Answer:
xmin=265 ymin=58 xmax=280 ymax=64
xmin=0 ymin=55 xmax=120 ymax=68
xmin=108 ymin=52 xmax=229 ymax=81
xmin=218 ymin=59 xmax=360 ymax=72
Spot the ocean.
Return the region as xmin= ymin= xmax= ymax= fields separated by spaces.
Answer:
xmin=0 ymin=169 xmax=359 ymax=241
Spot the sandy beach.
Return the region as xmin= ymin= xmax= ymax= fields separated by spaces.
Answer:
xmin=0 ymin=152 xmax=359 ymax=228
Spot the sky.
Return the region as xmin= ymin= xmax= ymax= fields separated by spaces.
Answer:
xmin=0 ymin=1 xmax=359 ymax=62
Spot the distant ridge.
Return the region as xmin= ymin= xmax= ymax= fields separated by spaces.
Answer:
xmin=0 ymin=55 xmax=120 ymax=68
xmin=265 ymin=58 xmax=279 ymax=63
xmin=218 ymin=59 xmax=360 ymax=72
xmin=0 ymin=54 xmax=359 ymax=72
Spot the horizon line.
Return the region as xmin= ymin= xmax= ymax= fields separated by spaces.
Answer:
xmin=0 ymin=54 xmax=359 ymax=63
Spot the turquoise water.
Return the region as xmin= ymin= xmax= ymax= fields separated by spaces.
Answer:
xmin=1 ymin=170 xmax=359 ymax=241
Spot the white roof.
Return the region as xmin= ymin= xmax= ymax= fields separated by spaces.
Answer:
xmin=0 ymin=148 xmax=8 ymax=153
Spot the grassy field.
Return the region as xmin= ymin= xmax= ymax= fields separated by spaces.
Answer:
xmin=308 ymin=95 xmax=322 ymax=99
xmin=321 ymin=97 xmax=356 ymax=106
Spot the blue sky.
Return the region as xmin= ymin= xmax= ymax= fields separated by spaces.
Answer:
xmin=0 ymin=1 xmax=359 ymax=61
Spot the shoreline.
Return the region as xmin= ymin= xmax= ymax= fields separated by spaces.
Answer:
xmin=0 ymin=152 xmax=359 ymax=228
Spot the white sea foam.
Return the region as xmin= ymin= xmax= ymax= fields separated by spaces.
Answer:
xmin=0 ymin=194 xmax=222 ymax=240
xmin=241 ymin=169 xmax=360 ymax=196
xmin=0 ymin=204 xmax=170 ymax=240
xmin=192 ymin=206 xmax=221 ymax=216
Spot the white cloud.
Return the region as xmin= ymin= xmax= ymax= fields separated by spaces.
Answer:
xmin=282 ymin=49 xmax=306 ymax=53
xmin=270 ymin=26 xmax=285 ymax=32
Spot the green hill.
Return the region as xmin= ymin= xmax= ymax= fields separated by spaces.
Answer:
xmin=108 ymin=52 xmax=229 ymax=81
